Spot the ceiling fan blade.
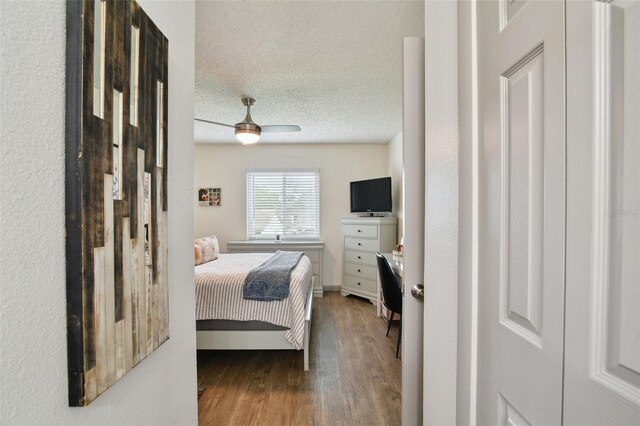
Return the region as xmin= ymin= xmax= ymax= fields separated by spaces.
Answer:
xmin=194 ymin=118 xmax=235 ymax=128
xmin=261 ymin=125 xmax=302 ymax=133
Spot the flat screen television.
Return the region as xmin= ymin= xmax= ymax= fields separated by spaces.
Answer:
xmin=350 ymin=177 xmax=392 ymax=214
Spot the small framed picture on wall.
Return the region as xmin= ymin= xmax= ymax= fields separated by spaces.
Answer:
xmin=199 ymin=187 xmax=221 ymax=207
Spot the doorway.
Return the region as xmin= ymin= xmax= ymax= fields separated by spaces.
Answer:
xmin=192 ymin=2 xmax=423 ymax=425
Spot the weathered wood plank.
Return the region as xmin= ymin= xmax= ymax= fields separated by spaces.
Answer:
xmin=146 ymin=265 xmax=154 ymax=356
xmin=152 ymin=167 xmax=162 ymax=348
xmin=111 ymin=0 xmax=125 ymax=92
xmin=127 ymin=126 xmax=139 ymax=236
xmin=64 ymin=0 xmax=85 ymax=406
xmin=154 ymin=206 xmax=161 ymax=349
xmin=114 ymin=201 xmax=124 ymax=322
xmin=143 ymin=170 xmax=153 ymax=357
xmin=151 ymin=279 xmax=158 ymax=350
xmin=93 ymin=246 xmax=107 ymax=395
xmin=130 ymin=236 xmax=140 ymax=366
xmin=115 ymin=320 xmax=125 ymax=380
xmin=122 ymin=217 xmax=134 ymax=371
xmin=103 ymin=174 xmax=117 ymax=387
xmin=156 ymin=161 xmax=169 ymax=344
xmin=161 ymin=37 xmax=168 ymax=211
xmin=136 ymin=149 xmax=147 ymax=360
xmin=161 ymin=211 xmax=169 ymax=343
xmin=84 ymin=366 xmax=97 ymax=405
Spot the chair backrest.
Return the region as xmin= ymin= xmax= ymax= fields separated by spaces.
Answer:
xmin=375 ymin=252 xmax=402 ymax=314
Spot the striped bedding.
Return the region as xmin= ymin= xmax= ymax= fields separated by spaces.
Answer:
xmin=195 ymin=253 xmax=313 ymax=349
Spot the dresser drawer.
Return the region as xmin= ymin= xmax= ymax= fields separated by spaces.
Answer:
xmin=344 ymin=263 xmax=378 ymax=281
xmin=344 ymin=250 xmax=377 ymax=266
xmin=344 ymin=237 xmax=379 ymax=252
xmin=343 ymin=224 xmax=378 ymax=239
xmin=344 ymin=274 xmax=377 ymax=293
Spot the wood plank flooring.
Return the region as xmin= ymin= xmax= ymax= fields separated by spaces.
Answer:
xmin=197 ymin=292 xmax=402 ymax=425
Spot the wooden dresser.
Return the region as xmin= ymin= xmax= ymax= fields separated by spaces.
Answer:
xmin=226 ymin=240 xmax=324 ymax=297
xmin=341 ymin=217 xmax=397 ymax=303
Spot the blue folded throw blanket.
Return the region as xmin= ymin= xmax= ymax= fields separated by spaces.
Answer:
xmin=243 ymin=251 xmax=304 ymax=301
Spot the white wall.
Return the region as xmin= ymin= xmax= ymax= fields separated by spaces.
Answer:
xmin=194 ymin=143 xmax=389 ymax=290
xmin=387 ymin=131 xmax=404 ymax=244
xmin=0 ymin=1 xmax=197 ymax=424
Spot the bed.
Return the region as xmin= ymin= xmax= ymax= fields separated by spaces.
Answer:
xmin=194 ymin=252 xmax=314 ymax=370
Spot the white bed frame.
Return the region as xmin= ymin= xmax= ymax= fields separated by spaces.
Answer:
xmin=196 ymin=276 xmax=314 ymax=371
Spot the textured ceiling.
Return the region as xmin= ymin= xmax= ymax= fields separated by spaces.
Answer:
xmin=194 ymin=1 xmax=424 ymax=144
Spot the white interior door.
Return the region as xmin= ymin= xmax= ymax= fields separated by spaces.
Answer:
xmin=401 ymin=36 xmax=425 ymax=426
xmin=564 ymin=0 xmax=640 ymax=423
xmin=477 ymin=0 xmax=566 ymax=424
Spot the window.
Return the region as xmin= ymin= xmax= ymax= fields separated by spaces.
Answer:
xmin=247 ymin=170 xmax=320 ymax=240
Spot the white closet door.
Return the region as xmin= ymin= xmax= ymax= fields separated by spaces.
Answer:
xmin=564 ymin=0 xmax=640 ymax=423
xmin=477 ymin=0 xmax=565 ymax=423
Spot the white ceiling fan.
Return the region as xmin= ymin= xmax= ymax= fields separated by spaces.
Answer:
xmin=195 ymin=97 xmax=301 ymax=144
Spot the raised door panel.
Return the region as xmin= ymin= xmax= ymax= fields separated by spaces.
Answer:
xmin=478 ymin=0 xmax=565 ymax=423
xmin=592 ymin=2 xmax=640 ymax=388
xmin=499 ymin=0 xmax=529 ymax=31
xmin=500 ymin=47 xmax=544 ymax=348
xmin=498 ymin=394 xmax=532 ymax=426
xmin=565 ymin=0 xmax=640 ymax=423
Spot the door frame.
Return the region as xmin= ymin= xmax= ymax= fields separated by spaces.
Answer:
xmin=402 ymin=36 xmax=426 ymax=426
xmin=455 ymin=0 xmax=481 ymax=424
xmin=416 ymin=0 xmax=480 ymax=425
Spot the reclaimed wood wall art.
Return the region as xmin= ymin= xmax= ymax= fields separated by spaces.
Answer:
xmin=65 ymin=0 xmax=169 ymax=406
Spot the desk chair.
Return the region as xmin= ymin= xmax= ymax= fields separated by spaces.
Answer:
xmin=376 ymin=252 xmax=402 ymax=358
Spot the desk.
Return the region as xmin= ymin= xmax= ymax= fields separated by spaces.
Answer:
xmin=383 ymin=253 xmax=404 ymax=278
xmin=377 ymin=253 xmax=404 ymax=317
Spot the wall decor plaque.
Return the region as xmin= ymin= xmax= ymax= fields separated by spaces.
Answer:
xmin=198 ymin=187 xmax=222 ymax=207
xmin=65 ymin=0 xmax=169 ymax=406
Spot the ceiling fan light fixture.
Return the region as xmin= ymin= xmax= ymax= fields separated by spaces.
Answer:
xmin=194 ymin=96 xmax=300 ymax=143
xmin=236 ymin=130 xmax=260 ymax=145
xmin=234 ymin=112 xmax=261 ymax=144
xmin=235 ymin=126 xmax=261 ymax=145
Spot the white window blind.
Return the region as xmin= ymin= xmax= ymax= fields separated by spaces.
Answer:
xmin=247 ymin=170 xmax=320 ymax=240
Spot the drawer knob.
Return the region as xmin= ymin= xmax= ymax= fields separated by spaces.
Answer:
xmin=357 ymin=282 xmax=361 ymax=286
xmin=358 ymin=269 xmax=361 ymax=273
xmin=358 ymin=229 xmax=361 ymax=232
xmin=358 ymin=243 xmax=361 ymax=246
xmin=358 ymin=256 xmax=361 ymax=259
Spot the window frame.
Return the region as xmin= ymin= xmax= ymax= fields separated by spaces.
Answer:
xmin=246 ymin=168 xmax=321 ymax=241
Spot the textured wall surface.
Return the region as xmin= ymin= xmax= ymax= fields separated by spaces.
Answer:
xmin=0 ymin=0 xmax=197 ymax=423
xmin=194 ymin=143 xmax=389 ymax=291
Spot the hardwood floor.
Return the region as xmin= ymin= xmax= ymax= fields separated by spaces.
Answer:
xmin=197 ymin=292 xmax=402 ymax=425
